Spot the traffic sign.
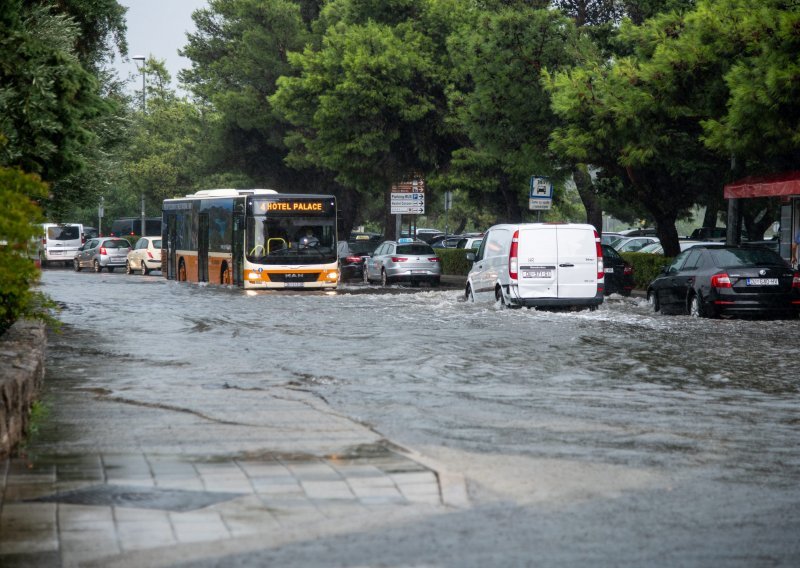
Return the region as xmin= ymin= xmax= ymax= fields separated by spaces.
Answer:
xmin=529 ymin=176 xmax=553 ymax=210
xmin=391 ymin=178 xmax=426 ymax=214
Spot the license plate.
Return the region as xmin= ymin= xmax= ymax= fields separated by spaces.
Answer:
xmin=411 ymin=270 xmax=427 ymax=274
xmin=523 ymin=270 xmax=552 ymax=278
xmin=604 ymin=267 xmax=614 ymax=273
xmin=285 ymin=281 xmax=304 ymax=288
xmin=51 ymin=250 xmax=62 ymax=255
xmin=746 ymin=278 xmax=778 ymax=286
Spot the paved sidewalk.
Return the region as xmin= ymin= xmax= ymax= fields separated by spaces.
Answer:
xmin=0 ymin=331 xmax=468 ymax=567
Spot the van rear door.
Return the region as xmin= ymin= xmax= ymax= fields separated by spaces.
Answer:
xmin=555 ymin=226 xmax=598 ymax=298
xmin=516 ymin=226 xmax=558 ymax=299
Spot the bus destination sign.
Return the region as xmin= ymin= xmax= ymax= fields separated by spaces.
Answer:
xmin=254 ymin=198 xmax=334 ymax=216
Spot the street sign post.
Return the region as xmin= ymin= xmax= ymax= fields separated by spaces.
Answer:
xmin=391 ymin=178 xmax=426 ymax=215
xmin=529 ymin=176 xmax=553 ymax=211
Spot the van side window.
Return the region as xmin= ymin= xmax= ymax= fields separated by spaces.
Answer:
xmin=484 ymin=229 xmax=509 ymax=258
xmin=475 ymin=233 xmax=489 ymax=260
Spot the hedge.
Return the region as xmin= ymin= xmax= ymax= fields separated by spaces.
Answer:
xmin=621 ymin=252 xmax=674 ymax=290
xmin=435 ymin=247 xmax=475 ymax=276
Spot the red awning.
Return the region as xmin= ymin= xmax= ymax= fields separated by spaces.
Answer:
xmin=724 ymin=171 xmax=800 ymax=199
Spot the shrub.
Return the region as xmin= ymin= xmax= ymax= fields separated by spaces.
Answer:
xmin=435 ymin=247 xmax=475 ymax=275
xmin=621 ymin=252 xmax=673 ymax=290
xmin=0 ymin=167 xmax=52 ymax=335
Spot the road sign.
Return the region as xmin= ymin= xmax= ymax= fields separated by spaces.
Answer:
xmin=391 ymin=179 xmax=426 ymax=214
xmin=529 ymin=176 xmax=553 ymax=210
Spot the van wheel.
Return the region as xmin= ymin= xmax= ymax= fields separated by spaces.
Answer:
xmin=495 ymin=286 xmax=506 ymax=307
xmin=465 ymin=283 xmax=474 ymax=302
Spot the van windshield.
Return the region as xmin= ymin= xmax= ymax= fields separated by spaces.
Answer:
xmin=47 ymin=226 xmax=80 ymax=240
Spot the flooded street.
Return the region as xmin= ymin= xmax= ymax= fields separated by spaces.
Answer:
xmin=31 ymin=269 xmax=800 ymax=565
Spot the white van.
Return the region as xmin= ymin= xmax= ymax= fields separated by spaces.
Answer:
xmin=465 ymin=223 xmax=604 ymax=309
xmin=33 ymin=223 xmax=85 ymax=267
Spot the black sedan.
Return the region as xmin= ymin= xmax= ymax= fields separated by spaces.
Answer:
xmin=337 ymin=239 xmax=380 ymax=281
xmin=602 ymin=244 xmax=634 ymax=296
xmin=647 ymin=245 xmax=800 ymax=318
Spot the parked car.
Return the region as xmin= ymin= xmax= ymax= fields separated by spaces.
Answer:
xmin=73 ymin=237 xmax=132 ymax=273
xmin=637 ymin=240 xmax=720 ymax=255
xmin=430 ymin=235 xmax=464 ymax=248
xmin=601 ymin=245 xmax=634 ymax=296
xmin=126 ymin=236 xmax=162 ymax=275
xmin=741 ymin=239 xmax=780 ymax=254
xmin=414 ymin=229 xmax=445 ymax=244
xmin=363 ymin=238 xmax=441 ymax=286
xmin=601 ymin=232 xmax=624 ymax=246
xmin=619 ymin=227 xmax=657 ymax=237
xmin=465 ymin=223 xmax=603 ymax=309
xmin=613 ymin=236 xmax=660 ymax=253
xmin=83 ymin=226 xmax=99 ymax=239
xmin=647 ymin=245 xmax=800 ymax=318
xmin=689 ymin=227 xmax=727 ymax=241
xmin=34 ymin=223 xmax=84 ymax=267
xmin=456 ymin=237 xmax=483 ymax=250
xmin=337 ymin=239 xmax=380 ymax=281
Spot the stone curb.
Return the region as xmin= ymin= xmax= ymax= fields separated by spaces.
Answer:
xmin=0 ymin=320 xmax=46 ymax=459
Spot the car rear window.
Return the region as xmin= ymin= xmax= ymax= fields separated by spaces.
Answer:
xmin=47 ymin=226 xmax=80 ymax=240
xmin=710 ymin=248 xmax=786 ymax=267
xmin=396 ymin=244 xmax=434 ymax=255
xmin=104 ymin=239 xmax=130 ymax=249
xmin=152 ymin=239 xmax=162 ymax=248
xmin=349 ymin=241 xmax=378 ymax=254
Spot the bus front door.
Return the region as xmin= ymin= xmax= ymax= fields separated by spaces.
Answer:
xmin=198 ymin=213 xmax=209 ymax=282
xmin=167 ymin=215 xmax=177 ymax=280
xmin=232 ymin=213 xmax=244 ymax=287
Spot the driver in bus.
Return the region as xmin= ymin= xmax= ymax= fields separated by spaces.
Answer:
xmin=298 ymin=227 xmax=319 ymax=249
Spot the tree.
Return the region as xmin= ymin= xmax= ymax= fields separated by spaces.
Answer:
xmin=548 ymin=6 xmax=733 ymax=255
xmin=271 ymin=0 xmax=467 ymax=238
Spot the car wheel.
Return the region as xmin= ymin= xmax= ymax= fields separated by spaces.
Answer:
xmin=93 ymin=259 xmax=101 ymax=273
xmin=689 ymin=293 xmax=715 ymax=318
xmin=73 ymin=258 xmax=82 ymax=272
xmin=380 ymin=269 xmax=388 ymax=287
xmin=648 ymin=289 xmax=660 ymax=313
xmin=125 ymin=260 xmax=133 ymax=275
xmin=362 ymin=266 xmax=370 ymax=285
xmin=141 ymin=261 xmax=149 ymax=276
xmin=465 ymin=283 xmax=474 ymax=302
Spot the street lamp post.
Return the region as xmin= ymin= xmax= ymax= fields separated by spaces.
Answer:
xmin=132 ymin=55 xmax=147 ymax=236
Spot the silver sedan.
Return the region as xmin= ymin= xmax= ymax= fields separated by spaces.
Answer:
xmin=363 ymin=239 xmax=441 ymax=287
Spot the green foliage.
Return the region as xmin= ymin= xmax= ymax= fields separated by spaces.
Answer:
xmin=434 ymin=247 xmax=475 ymax=275
xmin=621 ymin=251 xmax=673 ymax=289
xmin=0 ymin=167 xmax=54 ymax=335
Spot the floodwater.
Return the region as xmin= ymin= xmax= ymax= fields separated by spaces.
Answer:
xmin=39 ymin=269 xmax=800 ymax=565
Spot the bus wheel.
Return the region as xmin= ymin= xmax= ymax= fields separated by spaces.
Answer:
xmin=178 ymin=260 xmax=187 ymax=281
xmin=220 ymin=262 xmax=230 ymax=285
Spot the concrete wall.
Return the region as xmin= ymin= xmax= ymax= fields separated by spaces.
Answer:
xmin=0 ymin=319 xmax=46 ymax=458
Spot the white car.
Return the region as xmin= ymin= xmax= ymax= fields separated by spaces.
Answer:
xmin=613 ymin=236 xmax=660 ymax=253
xmin=465 ymin=223 xmax=603 ymax=309
xmin=126 ymin=236 xmax=162 ymax=275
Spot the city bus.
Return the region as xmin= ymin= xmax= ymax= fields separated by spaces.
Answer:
xmin=161 ymin=189 xmax=339 ymax=289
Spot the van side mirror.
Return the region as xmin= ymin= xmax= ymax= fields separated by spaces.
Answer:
xmin=465 ymin=252 xmax=475 ymax=262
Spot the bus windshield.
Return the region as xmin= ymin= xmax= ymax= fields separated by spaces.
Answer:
xmin=246 ymin=216 xmax=336 ymax=264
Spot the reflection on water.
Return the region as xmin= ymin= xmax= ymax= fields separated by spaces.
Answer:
xmin=42 ymin=272 xmax=800 ymax=482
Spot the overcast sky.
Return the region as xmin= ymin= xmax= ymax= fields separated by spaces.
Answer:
xmin=114 ymin=0 xmax=209 ymax=94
